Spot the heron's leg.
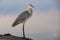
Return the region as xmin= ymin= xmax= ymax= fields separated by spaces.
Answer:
xmin=23 ymin=22 xmax=25 ymax=38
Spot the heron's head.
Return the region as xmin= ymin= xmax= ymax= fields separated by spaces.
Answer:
xmin=28 ymin=4 xmax=35 ymax=9
xmin=28 ymin=4 xmax=34 ymax=13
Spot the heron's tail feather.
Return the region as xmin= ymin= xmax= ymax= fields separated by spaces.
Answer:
xmin=12 ymin=23 xmax=16 ymax=27
xmin=12 ymin=21 xmax=18 ymax=27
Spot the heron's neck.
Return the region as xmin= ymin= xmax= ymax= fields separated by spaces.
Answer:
xmin=28 ymin=8 xmax=33 ymax=14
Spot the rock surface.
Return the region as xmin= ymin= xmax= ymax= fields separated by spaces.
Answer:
xmin=0 ymin=33 xmax=32 ymax=40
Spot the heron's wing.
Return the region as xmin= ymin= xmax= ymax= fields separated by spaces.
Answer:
xmin=18 ymin=11 xmax=29 ymax=19
xmin=12 ymin=11 xmax=29 ymax=27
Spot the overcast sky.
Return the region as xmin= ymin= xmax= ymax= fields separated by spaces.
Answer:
xmin=0 ymin=0 xmax=59 ymax=40
xmin=0 ymin=0 xmax=58 ymax=15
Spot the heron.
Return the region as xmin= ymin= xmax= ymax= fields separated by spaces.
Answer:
xmin=12 ymin=4 xmax=34 ymax=38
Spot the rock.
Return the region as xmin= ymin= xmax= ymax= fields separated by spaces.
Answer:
xmin=3 ymin=33 xmax=12 ymax=36
xmin=0 ymin=33 xmax=32 ymax=40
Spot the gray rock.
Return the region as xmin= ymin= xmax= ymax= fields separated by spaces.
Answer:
xmin=0 ymin=33 xmax=32 ymax=40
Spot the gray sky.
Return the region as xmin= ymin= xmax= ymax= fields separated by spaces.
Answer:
xmin=0 ymin=0 xmax=58 ymax=15
xmin=0 ymin=0 xmax=59 ymax=40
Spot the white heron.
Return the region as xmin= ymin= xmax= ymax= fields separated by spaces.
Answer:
xmin=12 ymin=4 xmax=34 ymax=38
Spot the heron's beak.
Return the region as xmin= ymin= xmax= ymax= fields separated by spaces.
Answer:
xmin=32 ymin=5 xmax=35 ymax=8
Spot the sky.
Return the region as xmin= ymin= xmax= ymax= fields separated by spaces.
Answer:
xmin=0 ymin=0 xmax=60 ymax=40
xmin=0 ymin=0 xmax=59 ymax=15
